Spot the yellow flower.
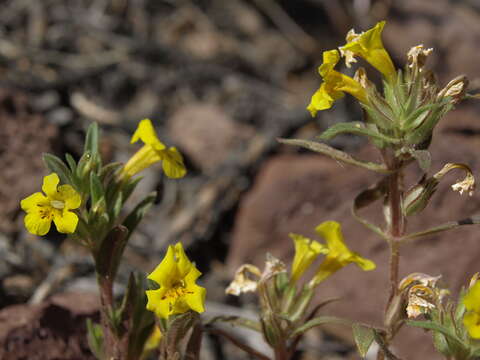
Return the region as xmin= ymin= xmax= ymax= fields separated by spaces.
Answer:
xmin=146 ymin=243 xmax=206 ymax=319
xmin=122 ymin=119 xmax=186 ymax=179
xmin=308 ymin=50 xmax=367 ymax=116
xmin=340 ymin=21 xmax=396 ymax=81
xmin=310 ymin=221 xmax=375 ymax=287
xmin=289 ymin=233 xmax=327 ymax=283
xmin=20 ymin=173 xmax=81 ymax=236
xmin=141 ymin=326 xmax=162 ymax=359
xmin=463 ymin=280 xmax=480 ymax=339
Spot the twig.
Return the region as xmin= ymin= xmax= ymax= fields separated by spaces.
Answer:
xmin=252 ymin=0 xmax=317 ymax=54
xmin=206 ymin=326 xmax=271 ymax=360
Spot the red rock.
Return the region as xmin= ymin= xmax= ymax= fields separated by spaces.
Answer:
xmin=168 ymin=103 xmax=254 ymax=173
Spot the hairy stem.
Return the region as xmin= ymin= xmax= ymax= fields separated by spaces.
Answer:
xmin=274 ymin=344 xmax=289 ymax=360
xmin=97 ymin=273 xmax=129 ymax=359
xmin=376 ymin=156 xmax=405 ymax=360
xmin=98 ymin=274 xmax=119 ymax=359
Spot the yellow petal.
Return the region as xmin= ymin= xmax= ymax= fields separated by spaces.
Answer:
xmin=57 ymin=184 xmax=81 ymax=209
xmin=147 ymin=245 xmax=178 ymax=288
xmin=464 ymin=281 xmax=480 ymax=312
xmin=319 ymin=50 xmax=341 ymax=77
xmin=310 ymin=221 xmax=376 ymax=287
xmin=311 ymin=257 xmax=344 ymax=285
xmin=24 ymin=212 xmax=51 ymax=236
xmin=463 ymin=311 xmax=480 ymax=339
xmin=174 ymin=242 xmax=194 ymax=278
xmin=131 ymin=119 xmax=166 ymax=151
xmin=340 ymin=21 xmax=396 ymax=81
xmin=184 ymin=264 xmax=202 ymax=285
xmin=146 ymin=288 xmax=171 ymax=319
xmin=315 ymin=221 xmax=350 ymax=258
xmin=350 ymin=253 xmax=376 ymax=271
xmin=162 ymin=147 xmax=187 ymax=179
xmin=20 ymin=192 xmax=48 ymax=212
xmin=184 ymin=284 xmax=206 ymax=314
xmin=42 ymin=173 xmax=60 ymax=198
xmin=122 ymin=145 xmax=162 ymax=178
xmin=53 ymin=210 xmax=79 ymax=233
xmin=307 ymin=83 xmax=344 ymax=116
xmin=143 ymin=326 xmax=163 ymax=354
xmin=333 ymin=74 xmax=368 ymax=104
xmin=290 ymin=233 xmax=327 ymax=282
xmin=308 ymin=49 xmax=368 ymax=116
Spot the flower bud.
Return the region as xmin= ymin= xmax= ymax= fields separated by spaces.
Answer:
xmin=402 ymin=175 xmax=438 ymax=216
xmin=437 ymin=75 xmax=468 ymax=105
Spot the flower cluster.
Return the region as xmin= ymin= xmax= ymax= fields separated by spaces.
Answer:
xmin=308 ymin=21 xmax=393 ymax=116
xmin=307 ymin=21 xmax=469 ymax=152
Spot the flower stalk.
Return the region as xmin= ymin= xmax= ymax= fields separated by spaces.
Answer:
xmin=283 ymin=19 xmax=480 ymax=359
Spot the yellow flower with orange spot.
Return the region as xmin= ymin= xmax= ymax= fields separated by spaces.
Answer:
xmin=122 ymin=119 xmax=186 ymax=179
xmin=146 ymin=243 xmax=206 ymax=319
xmin=20 ymin=173 xmax=81 ymax=236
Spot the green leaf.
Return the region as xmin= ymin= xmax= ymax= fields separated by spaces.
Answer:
xmin=410 ymin=149 xmax=431 ymax=172
xmin=185 ymin=322 xmax=203 ymax=360
xmin=65 ymin=153 xmax=77 ymax=173
xmin=402 ymin=214 xmax=480 ymax=242
xmin=319 ymin=122 xmax=400 ymax=144
xmin=95 ymin=226 xmax=129 ymax=279
xmin=352 ymin=323 xmax=375 ymax=358
xmin=433 ymin=331 xmax=451 ymax=357
xmin=277 ymin=138 xmax=391 ymax=174
xmin=362 ymin=104 xmax=393 ymax=134
xmin=76 ymin=150 xmax=92 ymax=179
xmin=122 ymin=192 xmax=156 ymax=240
xmin=121 ymin=177 xmax=142 ymax=205
xmin=472 ymin=348 xmax=480 ymax=357
xmin=167 ymin=312 xmax=199 ymax=355
xmin=42 ymin=153 xmax=73 ymax=185
xmin=99 ymin=162 xmax=123 ymax=181
xmin=84 ymin=122 xmax=99 ymax=156
xmin=405 ymin=100 xmax=452 ymax=145
xmin=90 ymin=172 xmax=105 ymax=209
xmin=406 ymin=320 xmax=465 ymax=350
xmin=128 ymin=273 xmax=155 ymax=359
xmin=111 ymin=191 xmax=124 ymax=220
xmin=402 ymin=103 xmax=438 ymax=131
xmin=290 ymin=316 xmax=351 ymax=338
xmin=86 ymin=319 xmax=104 ymax=360
xmin=455 ymin=289 xmax=467 ymax=325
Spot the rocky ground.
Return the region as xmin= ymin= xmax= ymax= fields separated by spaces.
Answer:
xmin=1 ymin=0 xmax=480 ymax=359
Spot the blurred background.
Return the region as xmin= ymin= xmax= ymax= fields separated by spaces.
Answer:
xmin=1 ymin=0 xmax=480 ymax=359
